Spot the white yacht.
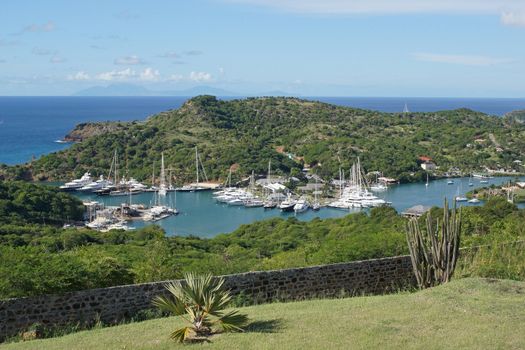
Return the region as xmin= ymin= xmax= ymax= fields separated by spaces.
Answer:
xmin=279 ymin=194 xmax=297 ymax=212
xmin=329 ymin=158 xmax=390 ymax=209
xmin=370 ymin=183 xmax=387 ymax=192
xmin=468 ymin=198 xmax=480 ymax=204
xmin=79 ymin=175 xmax=113 ymax=192
xmin=244 ymin=198 xmax=264 ymax=207
xmin=227 ymin=198 xmax=245 ymax=206
xmin=293 ymin=198 xmax=310 ymax=213
xmin=60 ymin=172 xmax=93 ymax=191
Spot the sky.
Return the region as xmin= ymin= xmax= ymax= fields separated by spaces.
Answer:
xmin=1 ymin=0 xmax=525 ymax=97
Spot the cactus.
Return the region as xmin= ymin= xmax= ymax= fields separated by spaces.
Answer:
xmin=406 ymin=198 xmax=461 ymax=289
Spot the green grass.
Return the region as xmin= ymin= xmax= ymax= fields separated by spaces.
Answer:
xmin=3 ymin=278 xmax=525 ymax=350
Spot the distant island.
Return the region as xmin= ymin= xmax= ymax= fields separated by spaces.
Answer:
xmin=1 ymin=95 xmax=524 ymax=184
xmin=72 ymin=83 xmax=298 ymax=97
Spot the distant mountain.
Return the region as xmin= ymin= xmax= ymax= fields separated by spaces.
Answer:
xmin=73 ymin=84 xmax=151 ymax=96
xmin=73 ymin=84 xmax=241 ymax=97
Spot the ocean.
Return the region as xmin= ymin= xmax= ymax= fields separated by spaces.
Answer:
xmin=1 ymin=95 xmax=524 ymax=236
xmin=1 ymin=96 xmax=525 ymax=165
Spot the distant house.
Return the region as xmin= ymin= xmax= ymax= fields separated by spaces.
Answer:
xmin=402 ymin=205 xmax=431 ymax=218
xmin=421 ymin=161 xmax=436 ymax=171
xmin=418 ymin=156 xmax=436 ymax=171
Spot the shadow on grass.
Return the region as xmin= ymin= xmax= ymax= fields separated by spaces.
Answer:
xmin=244 ymin=319 xmax=284 ymax=334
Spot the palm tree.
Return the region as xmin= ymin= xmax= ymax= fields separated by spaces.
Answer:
xmin=152 ymin=272 xmax=248 ymax=342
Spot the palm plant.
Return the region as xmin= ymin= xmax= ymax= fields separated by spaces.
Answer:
xmin=152 ymin=272 xmax=248 ymax=342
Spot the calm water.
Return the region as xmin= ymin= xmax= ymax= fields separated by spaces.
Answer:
xmin=0 ymin=97 xmax=186 ymax=165
xmin=2 ymin=96 xmax=524 ymax=237
xmin=2 ymin=96 xmax=525 ymax=165
xmin=75 ymin=175 xmax=524 ymax=238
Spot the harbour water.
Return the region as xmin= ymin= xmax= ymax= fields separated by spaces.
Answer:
xmin=75 ymin=175 xmax=525 ymax=238
xmin=2 ymin=96 xmax=524 ymax=237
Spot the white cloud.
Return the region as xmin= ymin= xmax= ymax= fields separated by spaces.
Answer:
xmin=189 ymin=71 xmax=213 ymax=82
xmin=158 ymin=51 xmax=179 ymax=59
xmin=17 ymin=21 xmax=55 ymax=34
xmin=32 ymin=47 xmax=56 ymax=56
xmin=168 ymin=74 xmax=184 ymax=81
xmin=413 ymin=52 xmax=514 ymax=66
xmin=184 ymin=50 xmax=203 ymax=56
xmin=96 ymin=68 xmax=136 ymax=81
xmin=50 ymin=55 xmax=66 ymax=64
xmin=91 ymin=67 xmax=161 ymax=81
xmin=114 ymin=10 xmax=140 ymax=20
xmin=67 ymin=71 xmax=90 ymax=81
xmin=64 ymin=68 xmax=214 ymax=84
xmin=139 ymin=67 xmax=160 ymax=81
xmin=114 ymin=55 xmax=145 ymax=65
xmin=0 ymin=38 xmax=19 ymax=47
xmin=229 ymin=0 xmax=523 ymax=14
xmin=501 ymin=11 xmax=525 ymax=27
xmin=229 ymin=0 xmax=525 ymax=28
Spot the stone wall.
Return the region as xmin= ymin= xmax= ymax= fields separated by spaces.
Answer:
xmin=0 ymin=255 xmax=414 ymax=341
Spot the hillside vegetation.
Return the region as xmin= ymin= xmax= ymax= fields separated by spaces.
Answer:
xmin=3 ymin=278 xmax=524 ymax=350
xmin=3 ymin=96 xmax=524 ymax=183
xmin=1 ymin=181 xmax=523 ymax=299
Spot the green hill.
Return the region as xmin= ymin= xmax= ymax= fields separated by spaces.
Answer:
xmin=2 ymin=96 xmax=524 ymax=184
xmin=3 ymin=278 xmax=524 ymax=350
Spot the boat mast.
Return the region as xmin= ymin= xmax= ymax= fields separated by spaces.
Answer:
xmin=114 ymin=149 xmax=119 ymax=189
xmin=159 ymin=152 xmax=167 ymax=196
xmin=195 ymin=147 xmax=199 ymax=185
xmin=151 ymin=161 xmax=155 ymax=187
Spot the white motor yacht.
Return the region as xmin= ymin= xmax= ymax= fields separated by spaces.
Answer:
xmin=59 ymin=172 xmax=93 ymax=191
xmin=293 ymin=198 xmax=310 ymax=213
xmin=279 ymin=194 xmax=297 ymax=212
xmin=79 ymin=175 xmax=112 ymax=192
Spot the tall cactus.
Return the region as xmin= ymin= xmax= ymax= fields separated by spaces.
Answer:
xmin=406 ymin=198 xmax=461 ymax=289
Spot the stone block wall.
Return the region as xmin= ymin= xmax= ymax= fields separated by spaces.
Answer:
xmin=0 ymin=255 xmax=414 ymax=341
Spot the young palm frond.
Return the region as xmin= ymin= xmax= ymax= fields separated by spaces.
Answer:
xmin=152 ymin=272 xmax=248 ymax=342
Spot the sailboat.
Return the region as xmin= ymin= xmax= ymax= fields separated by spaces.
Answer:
xmin=468 ymin=173 xmax=474 ymax=187
xmin=403 ymin=102 xmax=410 ymax=114
xmin=370 ymin=172 xmax=387 ymax=191
xmin=329 ymin=157 xmax=389 ymax=209
xmin=158 ymin=152 xmax=167 ymax=196
xmin=312 ymin=178 xmax=321 ymax=211
xmin=263 ymin=160 xmax=277 ymax=209
xmin=425 ymin=172 xmax=429 ymax=187
xmin=176 ymin=147 xmax=209 ymax=191
xmin=455 ymin=186 xmax=467 ymax=202
xmin=107 ymin=150 xmax=131 ymax=196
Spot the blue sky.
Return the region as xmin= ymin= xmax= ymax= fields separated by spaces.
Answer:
xmin=1 ymin=0 xmax=525 ymax=97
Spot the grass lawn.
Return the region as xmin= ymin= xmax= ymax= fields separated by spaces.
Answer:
xmin=2 ymin=278 xmax=524 ymax=350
